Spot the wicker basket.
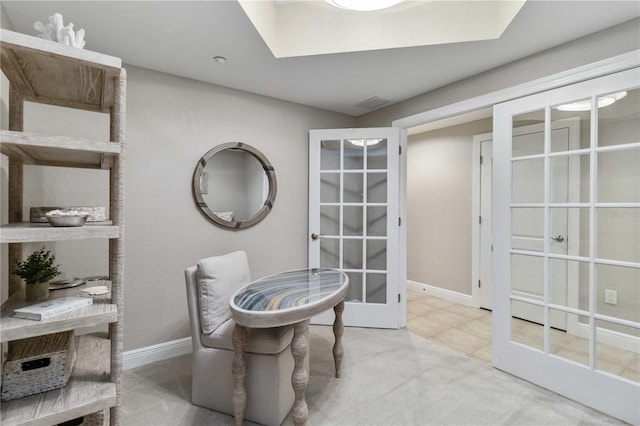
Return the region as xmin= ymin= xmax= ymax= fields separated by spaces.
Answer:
xmin=1 ymin=331 xmax=76 ymax=401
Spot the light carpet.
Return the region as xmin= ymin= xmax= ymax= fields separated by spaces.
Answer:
xmin=122 ymin=325 xmax=624 ymax=425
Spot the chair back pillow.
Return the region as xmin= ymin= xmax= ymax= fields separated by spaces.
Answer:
xmin=196 ymin=251 xmax=251 ymax=334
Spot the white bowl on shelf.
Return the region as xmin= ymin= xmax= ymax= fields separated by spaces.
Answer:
xmin=46 ymin=215 xmax=88 ymax=227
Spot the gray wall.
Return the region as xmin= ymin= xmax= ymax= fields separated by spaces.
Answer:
xmin=356 ymin=18 xmax=640 ymax=128
xmin=407 ymin=118 xmax=492 ymax=295
xmin=0 ymin=65 xmax=355 ymax=351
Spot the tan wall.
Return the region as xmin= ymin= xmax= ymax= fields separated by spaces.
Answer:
xmin=0 ymin=65 xmax=355 ymax=351
xmin=407 ymin=118 xmax=492 ymax=295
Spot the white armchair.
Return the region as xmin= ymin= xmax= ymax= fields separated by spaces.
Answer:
xmin=184 ymin=251 xmax=299 ymax=426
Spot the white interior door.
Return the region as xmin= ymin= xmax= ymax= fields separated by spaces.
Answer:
xmin=478 ymin=120 xmax=580 ymax=329
xmin=309 ymin=128 xmax=403 ymax=329
xmin=493 ymin=68 xmax=640 ymax=424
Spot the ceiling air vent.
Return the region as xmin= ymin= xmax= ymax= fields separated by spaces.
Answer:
xmin=355 ymin=96 xmax=392 ymax=111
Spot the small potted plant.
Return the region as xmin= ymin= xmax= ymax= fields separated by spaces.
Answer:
xmin=13 ymin=247 xmax=61 ymax=302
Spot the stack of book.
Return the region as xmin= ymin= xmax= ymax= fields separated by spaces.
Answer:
xmin=13 ymin=297 xmax=93 ymax=321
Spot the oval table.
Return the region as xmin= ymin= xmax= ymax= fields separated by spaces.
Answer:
xmin=229 ymin=267 xmax=349 ymax=426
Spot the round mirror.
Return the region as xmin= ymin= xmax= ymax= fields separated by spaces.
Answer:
xmin=193 ymin=142 xmax=277 ymax=229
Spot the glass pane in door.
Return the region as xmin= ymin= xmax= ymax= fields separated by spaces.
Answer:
xmin=320 ymin=205 xmax=339 ymax=235
xmin=596 ymin=208 xmax=640 ymax=263
xmin=595 ymin=319 xmax=639 ymax=383
xmin=513 ymin=110 xmax=545 ymax=156
xmin=551 ymin=310 xmax=591 ymax=367
xmin=366 ymin=273 xmax=386 ymax=304
xmin=367 ymin=139 xmax=388 ymax=169
xmin=511 ymin=300 xmax=544 ymax=350
xmin=367 ymin=172 xmax=387 ymax=203
xmin=596 ymin=264 xmax=640 ymax=322
xmin=367 ymin=206 xmax=386 ymax=236
xmin=321 ymin=173 xmax=340 ymax=203
xmin=511 ymin=208 xmax=544 ymax=252
xmin=320 ymin=238 xmax=339 ymax=268
xmin=366 ymin=239 xmax=386 ymax=271
xmin=321 ymin=140 xmax=341 ymax=170
xmin=550 ymin=153 xmax=590 ymax=203
xmin=598 ymin=88 xmax=639 ymax=147
xmin=345 ymin=271 xmax=363 ymax=303
xmin=512 ymin=158 xmax=544 ymax=203
xmin=343 ymin=238 xmax=363 ymax=270
xmin=343 ymin=206 xmax=363 ymax=236
xmin=511 ymin=254 xmax=544 ymax=298
xmin=344 ymin=173 xmax=364 ymax=203
xmin=344 ymin=142 xmax=363 ymax=169
xmin=549 ymin=258 xmax=589 ymax=309
xmin=597 ymin=148 xmax=640 ymax=203
xmin=550 ymin=100 xmax=591 ymax=152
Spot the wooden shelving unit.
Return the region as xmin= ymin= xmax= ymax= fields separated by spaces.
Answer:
xmin=0 ymin=29 xmax=126 ymax=426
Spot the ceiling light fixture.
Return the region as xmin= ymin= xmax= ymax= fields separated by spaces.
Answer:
xmin=556 ymin=91 xmax=627 ymax=112
xmin=213 ymin=56 xmax=227 ymax=64
xmin=324 ymin=0 xmax=405 ymax=12
xmin=348 ymin=138 xmax=382 ymax=147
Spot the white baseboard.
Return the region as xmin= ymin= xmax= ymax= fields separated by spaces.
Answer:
xmin=123 ymin=336 xmax=192 ymax=370
xmin=573 ymin=322 xmax=640 ymax=354
xmin=407 ymin=280 xmax=476 ymax=308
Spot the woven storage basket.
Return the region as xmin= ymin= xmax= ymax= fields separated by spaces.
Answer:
xmin=1 ymin=331 xmax=76 ymax=401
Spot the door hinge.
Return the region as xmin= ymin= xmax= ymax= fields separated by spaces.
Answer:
xmin=479 ymin=216 xmax=482 ymax=225
xmin=398 ymin=293 xmax=401 ymax=303
xmin=478 ymin=279 xmax=481 ymax=288
xmin=480 ymin=155 xmax=483 ymax=165
xmin=399 ymin=145 xmax=402 ymax=155
xmin=398 ymin=217 xmax=401 ymax=226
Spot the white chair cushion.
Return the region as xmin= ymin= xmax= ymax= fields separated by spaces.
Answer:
xmin=196 ymin=251 xmax=251 ymax=334
xmin=201 ymin=318 xmax=294 ymax=354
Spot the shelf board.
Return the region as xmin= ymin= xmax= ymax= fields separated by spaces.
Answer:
xmin=1 ymin=295 xmax=117 ymax=343
xmin=0 ymin=334 xmax=116 ymax=426
xmin=0 ymin=222 xmax=119 ymax=243
xmin=0 ymin=29 xmax=122 ymax=113
xmin=1 ymin=130 xmax=120 ymax=169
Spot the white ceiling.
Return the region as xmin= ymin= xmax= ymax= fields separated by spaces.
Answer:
xmin=2 ymin=1 xmax=638 ymax=116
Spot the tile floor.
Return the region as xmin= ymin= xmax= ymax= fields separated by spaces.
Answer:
xmin=406 ymin=289 xmax=640 ymax=382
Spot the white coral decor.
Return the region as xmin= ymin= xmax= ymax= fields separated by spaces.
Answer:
xmin=34 ymin=13 xmax=85 ymax=49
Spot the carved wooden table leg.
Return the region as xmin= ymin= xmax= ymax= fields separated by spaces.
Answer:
xmin=291 ymin=320 xmax=310 ymax=426
xmin=232 ymin=324 xmax=248 ymax=426
xmin=332 ymin=300 xmax=345 ymax=378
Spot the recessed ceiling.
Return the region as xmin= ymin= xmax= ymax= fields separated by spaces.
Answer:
xmin=1 ymin=1 xmax=638 ymax=116
xmin=239 ymin=0 xmax=526 ymax=57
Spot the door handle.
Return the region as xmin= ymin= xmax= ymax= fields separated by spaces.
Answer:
xmin=550 ymin=235 xmax=565 ymax=243
xmin=311 ymin=233 xmax=324 ymax=240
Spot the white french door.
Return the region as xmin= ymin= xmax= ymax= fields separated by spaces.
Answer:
xmin=493 ymin=68 xmax=640 ymax=424
xmin=309 ymin=128 xmax=404 ymax=329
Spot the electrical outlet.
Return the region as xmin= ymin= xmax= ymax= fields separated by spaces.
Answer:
xmin=604 ymin=289 xmax=618 ymax=305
